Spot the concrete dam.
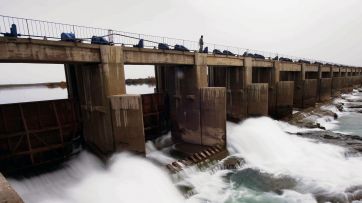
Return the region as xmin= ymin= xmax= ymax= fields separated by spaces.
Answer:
xmin=0 ymin=15 xmax=361 ymax=202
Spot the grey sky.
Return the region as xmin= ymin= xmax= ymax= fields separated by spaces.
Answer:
xmin=1 ymin=0 xmax=362 ymax=83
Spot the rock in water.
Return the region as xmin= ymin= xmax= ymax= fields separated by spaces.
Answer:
xmin=222 ymin=156 xmax=245 ymax=170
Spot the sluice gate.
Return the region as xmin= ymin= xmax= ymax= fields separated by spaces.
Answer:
xmin=0 ymin=99 xmax=80 ymax=174
xmin=141 ymin=93 xmax=170 ymax=141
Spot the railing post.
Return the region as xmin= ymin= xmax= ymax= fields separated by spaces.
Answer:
xmin=25 ymin=19 xmax=30 ymax=38
xmin=108 ymin=29 xmax=114 ymax=44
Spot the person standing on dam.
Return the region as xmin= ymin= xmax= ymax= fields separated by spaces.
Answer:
xmin=199 ymin=35 xmax=204 ymax=52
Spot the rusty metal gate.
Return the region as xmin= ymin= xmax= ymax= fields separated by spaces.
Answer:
xmin=141 ymin=93 xmax=170 ymax=140
xmin=0 ymin=99 xmax=80 ymax=174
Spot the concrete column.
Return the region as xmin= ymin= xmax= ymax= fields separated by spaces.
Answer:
xmin=109 ymin=95 xmax=145 ymax=154
xmin=347 ymin=67 xmax=353 ymax=91
xmin=200 ymin=87 xmax=226 ymax=147
xmin=319 ymin=66 xmax=332 ymax=102
xmin=247 ymin=83 xmax=269 ymax=116
xmin=208 ymin=66 xmax=215 ymax=87
xmin=303 ymin=79 xmax=318 ymax=107
xmin=155 ymin=65 xmax=168 ymax=93
xmin=346 ymin=68 xmax=350 ymax=77
xmin=100 ymin=46 xmax=126 ymax=95
xmin=332 ymin=67 xmax=342 ymax=97
xmin=275 ymin=81 xmax=294 ymax=117
xmin=341 ymin=67 xmax=349 ymax=93
xmin=318 ymin=65 xmax=323 ymax=79
xmin=317 ymin=65 xmax=322 ymax=102
xmin=0 ymin=173 xmax=23 ymax=203
xmin=64 ymin=64 xmax=78 ymax=99
xmin=301 ymin=63 xmax=306 ymax=80
xmin=269 ymin=61 xmax=280 ymax=117
xmin=354 ymin=68 xmax=358 ymax=86
xmin=243 ymin=57 xmax=253 ymax=86
xmin=293 ymin=69 xmax=303 ymax=108
xmin=75 ymin=46 xmax=126 ymax=156
xmin=272 ymin=61 xmax=281 ymax=84
xmin=195 ymin=53 xmax=208 ymax=88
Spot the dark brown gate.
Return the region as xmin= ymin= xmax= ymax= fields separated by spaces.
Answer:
xmin=0 ymin=99 xmax=80 ymax=174
xmin=141 ymin=93 xmax=170 ymax=141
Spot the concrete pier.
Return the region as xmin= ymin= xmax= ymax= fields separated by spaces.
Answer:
xmin=275 ymin=81 xmax=294 ymax=118
xmin=247 ymin=83 xmax=269 ymax=116
xmin=318 ymin=65 xmax=332 ymax=102
xmin=200 ymin=87 xmax=226 ymax=146
xmin=110 ymin=95 xmax=145 ymax=154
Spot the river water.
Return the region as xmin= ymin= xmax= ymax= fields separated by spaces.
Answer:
xmin=331 ymin=91 xmax=362 ymax=136
xmin=4 ymin=87 xmax=362 ymax=203
xmin=0 ymin=84 xmax=155 ymax=104
xmin=0 ymin=86 xmax=68 ymax=104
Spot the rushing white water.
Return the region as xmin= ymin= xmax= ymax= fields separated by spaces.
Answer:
xmin=9 ymin=110 xmax=362 ymax=203
xmin=173 ymin=117 xmax=362 ymax=203
xmin=146 ymin=133 xmax=176 ymax=165
xmin=227 ymin=117 xmax=362 ymax=193
xmin=10 ymin=152 xmax=185 ymax=203
xmin=319 ymin=90 xmax=362 ymax=136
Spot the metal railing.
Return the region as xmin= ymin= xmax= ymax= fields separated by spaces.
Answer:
xmin=0 ymin=14 xmax=354 ymax=67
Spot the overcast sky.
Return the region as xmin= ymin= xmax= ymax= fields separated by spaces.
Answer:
xmin=1 ymin=0 xmax=362 ymax=83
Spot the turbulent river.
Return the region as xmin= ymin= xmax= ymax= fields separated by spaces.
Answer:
xmin=7 ymin=89 xmax=362 ymax=203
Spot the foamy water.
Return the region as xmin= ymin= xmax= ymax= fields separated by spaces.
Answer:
xmin=228 ymin=117 xmax=362 ymax=192
xmin=296 ymin=89 xmax=362 ymax=136
xmin=324 ymin=90 xmax=362 ymax=136
xmin=9 ymin=116 xmax=362 ymax=203
xmin=10 ymin=152 xmax=184 ymax=203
